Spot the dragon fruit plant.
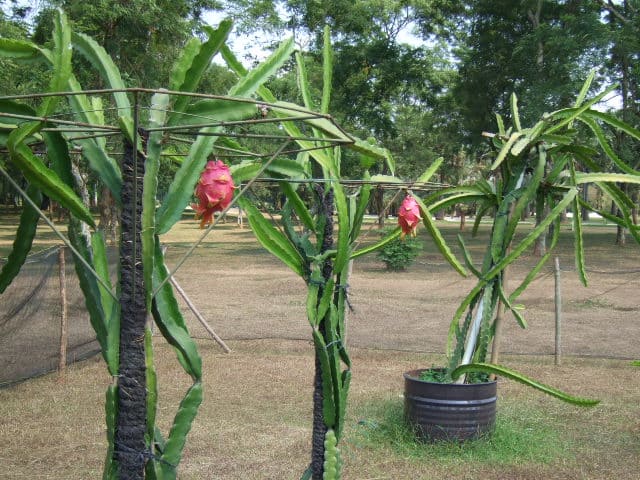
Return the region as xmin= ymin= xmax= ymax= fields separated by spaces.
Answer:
xmin=406 ymin=72 xmax=640 ymax=403
xmin=227 ymin=27 xmax=423 ymax=480
xmin=0 ymin=11 xmax=366 ymax=479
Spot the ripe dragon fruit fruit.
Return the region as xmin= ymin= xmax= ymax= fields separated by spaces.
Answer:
xmin=191 ymin=160 xmax=235 ymax=228
xmin=398 ymin=195 xmax=420 ymax=237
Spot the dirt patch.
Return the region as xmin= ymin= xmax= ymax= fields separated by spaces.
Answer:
xmin=2 ymin=213 xmax=638 ymax=361
xmin=156 ymin=218 xmax=640 ymax=361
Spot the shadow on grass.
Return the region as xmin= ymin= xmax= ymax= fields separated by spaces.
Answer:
xmin=348 ymin=397 xmax=574 ymax=467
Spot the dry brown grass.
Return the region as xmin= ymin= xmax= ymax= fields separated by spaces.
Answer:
xmin=1 ymin=341 xmax=639 ymax=479
xmin=1 ymin=212 xmax=640 ymax=478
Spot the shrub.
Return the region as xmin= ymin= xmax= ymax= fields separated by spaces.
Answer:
xmin=377 ymin=229 xmax=423 ymax=271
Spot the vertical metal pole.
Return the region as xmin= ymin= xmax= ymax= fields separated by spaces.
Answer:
xmin=554 ymin=257 xmax=562 ymax=366
xmin=58 ymin=246 xmax=68 ymax=379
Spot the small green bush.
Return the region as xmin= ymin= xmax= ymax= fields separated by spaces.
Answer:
xmin=376 ymin=229 xmax=423 ymax=271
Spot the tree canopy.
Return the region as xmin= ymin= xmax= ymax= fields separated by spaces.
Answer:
xmin=1 ymin=0 xmax=639 ymax=187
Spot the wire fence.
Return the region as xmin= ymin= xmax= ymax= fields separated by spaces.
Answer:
xmin=0 ymin=247 xmax=102 ymax=387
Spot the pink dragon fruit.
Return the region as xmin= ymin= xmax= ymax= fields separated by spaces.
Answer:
xmin=398 ymin=195 xmax=420 ymax=237
xmin=192 ymin=160 xmax=235 ymax=228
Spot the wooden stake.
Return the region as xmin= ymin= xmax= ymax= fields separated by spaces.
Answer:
xmin=554 ymin=257 xmax=562 ymax=366
xmin=489 ymin=266 xmax=510 ymax=380
xmin=343 ymin=259 xmax=354 ymax=345
xmin=169 ymin=276 xmax=231 ymax=353
xmin=57 ymin=247 xmax=68 ymax=380
xmin=160 ymin=246 xmax=231 ymax=353
xmin=237 ymin=199 xmax=244 ymax=229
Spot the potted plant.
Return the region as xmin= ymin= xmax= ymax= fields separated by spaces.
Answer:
xmin=398 ymin=74 xmax=640 ymax=442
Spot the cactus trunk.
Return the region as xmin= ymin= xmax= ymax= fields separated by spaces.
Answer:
xmin=311 ymin=184 xmax=335 ymax=480
xmin=114 ymin=138 xmax=148 ymax=479
xmin=311 ymin=354 xmax=328 ymax=479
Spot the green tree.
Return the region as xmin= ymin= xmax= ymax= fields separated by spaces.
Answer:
xmin=433 ymin=1 xmax=612 ymax=253
xmin=0 ymin=8 xmax=49 ymax=205
xmin=444 ymin=0 xmax=608 ymax=144
xmin=31 ymin=0 xmax=221 ymax=88
xmin=218 ymin=0 xmax=462 ymax=183
xmin=598 ymin=0 xmax=640 ymax=245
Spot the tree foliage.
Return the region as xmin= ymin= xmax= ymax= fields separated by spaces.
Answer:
xmin=447 ymin=0 xmax=609 ymax=143
xmin=31 ymin=0 xmax=222 ymax=87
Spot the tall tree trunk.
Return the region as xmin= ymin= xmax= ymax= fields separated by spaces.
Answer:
xmin=458 ymin=205 xmax=466 ymax=231
xmin=606 ymin=1 xmax=636 ymax=244
xmin=527 ymin=0 xmax=544 ymax=68
xmin=581 ymin=183 xmax=590 ymax=221
xmin=616 ymin=212 xmax=626 ymax=246
xmin=114 ymin=139 xmax=147 ymax=479
xmin=533 ymin=198 xmax=548 ymax=256
xmin=99 ymin=186 xmax=119 ymax=244
xmin=435 ymin=172 xmax=446 ymax=220
xmin=310 ymin=184 xmax=334 ymax=480
xmin=372 ymin=186 xmax=385 ymax=227
xmin=610 ymin=189 xmax=626 ymax=246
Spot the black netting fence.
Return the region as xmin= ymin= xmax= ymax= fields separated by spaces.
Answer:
xmin=0 ymin=246 xmax=101 ymax=387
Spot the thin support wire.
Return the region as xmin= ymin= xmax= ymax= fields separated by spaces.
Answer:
xmin=351 ymin=187 xmax=405 ymax=250
xmin=0 ymin=165 xmax=118 ymax=300
xmin=152 ymin=138 xmax=294 ymax=297
xmin=144 ymin=128 xmax=346 ymax=145
xmin=245 ymin=177 xmax=450 ymax=191
xmin=40 ymin=129 xmax=123 ymax=140
xmin=143 ymin=114 xmax=330 ymax=133
xmin=1 ymin=87 xmax=353 ymax=141
xmin=0 ymin=111 xmax=120 ymax=131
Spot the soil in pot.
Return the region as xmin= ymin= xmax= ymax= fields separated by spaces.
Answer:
xmin=404 ymin=368 xmax=497 ymax=442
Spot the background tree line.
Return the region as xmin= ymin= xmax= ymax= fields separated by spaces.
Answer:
xmin=1 ymin=0 xmax=638 ymax=242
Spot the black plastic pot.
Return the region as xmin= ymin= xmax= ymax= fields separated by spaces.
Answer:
xmin=403 ymin=368 xmax=497 ymax=442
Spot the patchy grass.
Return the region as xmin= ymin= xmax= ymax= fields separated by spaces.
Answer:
xmin=349 ymin=398 xmax=571 ymax=467
xmin=1 ymin=213 xmax=640 ymax=478
xmin=1 ymin=340 xmax=639 ymax=479
xmin=574 ymin=298 xmax=615 ymax=309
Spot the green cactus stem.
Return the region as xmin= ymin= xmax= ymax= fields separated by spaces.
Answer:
xmin=323 ymin=429 xmax=342 ymax=480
